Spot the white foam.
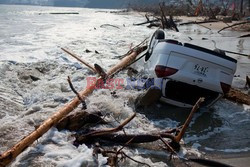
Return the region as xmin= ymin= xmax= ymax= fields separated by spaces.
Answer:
xmin=1 ymin=5 xmax=250 ymax=167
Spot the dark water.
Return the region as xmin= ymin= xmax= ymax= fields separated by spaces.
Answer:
xmin=139 ymin=99 xmax=250 ymax=154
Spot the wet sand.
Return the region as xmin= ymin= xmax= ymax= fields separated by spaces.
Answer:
xmin=178 ymin=16 xmax=250 ymax=31
xmin=212 ymin=153 xmax=250 ymax=167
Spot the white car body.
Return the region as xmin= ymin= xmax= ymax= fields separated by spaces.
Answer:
xmin=142 ymin=29 xmax=237 ymax=108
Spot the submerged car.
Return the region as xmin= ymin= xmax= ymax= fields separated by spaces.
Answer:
xmin=141 ymin=29 xmax=237 ymax=108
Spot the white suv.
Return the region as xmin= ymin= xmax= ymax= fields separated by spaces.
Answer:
xmin=142 ymin=29 xmax=237 ymax=108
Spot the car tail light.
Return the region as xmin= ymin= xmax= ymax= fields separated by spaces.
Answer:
xmin=155 ymin=65 xmax=178 ymax=77
xmin=220 ymin=82 xmax=231 ymax=94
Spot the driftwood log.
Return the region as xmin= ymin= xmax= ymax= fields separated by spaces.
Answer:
xmin=73 ymin=98 xmax=204 ymax=153
xmin=75 ymin=132 xmax=176 ymax=145
xmin=56 ymin=111 xmax=106 ymax=131
xmin=239 ymin=33 xmax=250 ymax=38
xmin=75 ymin=113 xmax=136 ymax=144
xmin=0 ymin=48 xmax=142 ymax=167
xmin=218 ymin=21 xmax=250 ymax=33
xmin=225 ymin=88 xmax=250 ymax=105
xmin=133 ymin=19 xmax=160 ymax=26
xmin=179 ymin=20 xmax=219 ymax=26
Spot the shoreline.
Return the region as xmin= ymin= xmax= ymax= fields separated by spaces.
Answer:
xmin=0 ymin=6 xmax=249 ymax=166
xmin=177 ymin=16 xmax=250 ymax=32
xmin=206 ymin=152 xmax=250 ymax=167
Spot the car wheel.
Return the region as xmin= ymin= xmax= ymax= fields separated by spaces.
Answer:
xmin=145 ymin=29 xmax=165 ymax=61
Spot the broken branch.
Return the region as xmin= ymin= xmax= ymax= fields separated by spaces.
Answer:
xmin=122 ymin=152 xmax=151 ymax=167
xmin=218 ymin=21 xmax=250 ymax=33
xmin=56 ymin=111 xmax=106 ymax=131
xmin=61 ymin=48 xmax=97 ymax=73
xmin=175 ymin=98 xmax=204 ymax=142
xmin=133 ymin=19 xmax=160 ymax=26
xmin=224 ymin=88 xmax=250 ymax=105
xmin=179 ymin=20 xmax=219 ymax=26
xmin=67 ymin=76 xmax=87 ymax=109
xmin=76 ymin=113 xmax=136 ymax=143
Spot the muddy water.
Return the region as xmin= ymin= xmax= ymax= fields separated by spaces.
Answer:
xmin=0 ymin=4 xmax=250 ymax=167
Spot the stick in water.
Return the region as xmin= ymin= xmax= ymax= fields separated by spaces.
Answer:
xmin=175 ymin=98 xmax=204 ymax=142
xmin=61 ymin=48 xmax=97 ymax=73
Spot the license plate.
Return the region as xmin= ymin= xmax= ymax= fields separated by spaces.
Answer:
xmin=193 ymin=64 xmax=208 ymax=77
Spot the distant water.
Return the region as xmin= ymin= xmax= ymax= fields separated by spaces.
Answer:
xmin=0 ymin=4 xmax=250 ymax=167
xmin=0 ymin=4 xmax=152 ymax=63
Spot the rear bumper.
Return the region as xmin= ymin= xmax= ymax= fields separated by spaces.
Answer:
xmin=160 ymin=94 xmax=222 ymax=108
xmin=132 ymin=78 xmax=223 ymax=108
xmin=161 ymin=79 xmax=223 ymax=108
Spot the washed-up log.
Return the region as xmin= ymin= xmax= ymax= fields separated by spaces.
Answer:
xmin=133 ymin=19 xmax=160 ymax=26
xmin=179 ymin=20 xmax=219 ymax=26
xmin=77 ymin=132 xmax=176 ymax=144
xmin=147 ymin=22 xmax=161 ymax=28
xmin=75 ymin=113 xmax=136 ymax=143
xmin=239 ymin=33 xmax=250 ymax=38
xmin=224 ymin=88 xmax=250 ymax=105
xmin=0 ymin=49 xmax=140 ymax=167
xmin=75 ymin=99 xmax=203 ymax=150
xmin=218 ymin=21 xmax=250 ymax=33
xmin=67 ymin=76 xmax=87 ymax=109
xmin=56 ymin=111 xmax=106 ymax=131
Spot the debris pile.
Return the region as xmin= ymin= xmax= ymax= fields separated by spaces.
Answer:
xmin=131 ymin=2 xmax=250 ymax=33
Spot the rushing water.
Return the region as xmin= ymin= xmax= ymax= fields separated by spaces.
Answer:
xmin=0 ymin=4 xmax=250 ymax=167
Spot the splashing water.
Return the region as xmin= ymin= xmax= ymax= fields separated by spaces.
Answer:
xmin=0 ymin=4 xmax=250 ymax=167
